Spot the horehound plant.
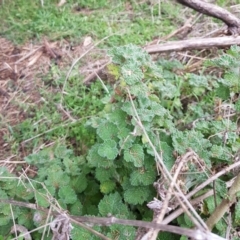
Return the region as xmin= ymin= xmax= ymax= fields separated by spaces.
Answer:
xmin=1 ymin=44 xmax=240 ymax=239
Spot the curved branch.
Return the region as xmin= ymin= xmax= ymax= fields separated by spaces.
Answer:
xmin=176 ymin=0 xmax=240 ymax=35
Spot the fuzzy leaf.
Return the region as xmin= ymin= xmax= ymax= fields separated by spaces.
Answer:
xmin=97 ymin=122 xmax=118 ymax=141
xmin=108 ymin=224 xmax=136 ymax=240
xmin=130 ymin=167 xmax=156 ymax=186
xmin=215 ymin=219 xmax=227 ymax=236
xmin=172 ymin=130 xmax=212 ymax=160
xmin=124 ymin=144 xmax=144 ymax=167
xmin=62 ymin=157 xmax=80 ymax=176
xmin=106 ymin=63 xmax=120 ymax=80
xmin=108 ymin=109 xmax=127 ymax=127
xmin=124 ymin=186 xmax=151 ymax=205
xmin=13 ymin=184 xmax=34 ymax=200
xmin=58 ymin=186 xmax=77 ymax=204
xmin=109 ymin=44 xmax=150 ymax=66
xmin=98 ymin=139 xmax=118 ymax=160
xmin=44 ymin=165 xmax=70 ymax=189
xmin=159 ymin=232 xmax=180 ymax=240
xmin=54 ymin=145 xmax=73 ymax=159
xmin=129 ymin=83 xmax=149 ymax=98
xmin=118 ymin=126 xmax=135 ymax=150
xmin=98 ymin=192 xmax=129 ymax=218
xmin=205 ymin=195 xmax=222 ymax=214
xmin=100 ymin=181 xmax=116 ymax=194
xmin=71 ymin=224 xmax=101 ymax=240
xmin=84 ymin=180 xmax=99 ymax=196
xmin=24 ymin=148 xmax=54 ymax=167
xmin=87 ymin=144 xmax=115 ymax=168
xmin=121 ymin=101 xmax=135 ymax=116
xmin=95 ymin=167 xmax=116 ymax=182
xmin=71 ymin=174 xmax=88 ymax=194
xmin=234 ymin=200 xmax=240 ymax=225
xmin=70 ymin=201 xmax=83 ymax=215
xmin=35 ymin=190 xmax=50 ymax=208
xmin=137 ymin=108 xmax=155 ymax=122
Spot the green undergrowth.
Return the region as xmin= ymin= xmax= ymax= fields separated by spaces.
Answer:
xmin=0 ymin=0 xmax=180 ymax=45
xmin=1 ymin=44 xmax=240 ymax=239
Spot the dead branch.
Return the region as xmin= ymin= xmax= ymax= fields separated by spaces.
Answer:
xmin=0 ymin=198 xmax=226 ymax=240
xmin=176 ymin=0 xmax=240 ymax=35
xmin=144 ymin=36 xmax=240 ymax=53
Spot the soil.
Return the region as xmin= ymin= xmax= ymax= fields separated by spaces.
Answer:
xmin=0 ymin=36 xmax=106 ymax=165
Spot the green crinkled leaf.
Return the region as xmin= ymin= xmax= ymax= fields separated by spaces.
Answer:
xmin=108 ymin=224 xmax=136 ymax=240
xmin=235 ymin=99 xmax=240 ymax=112
xmin=157 ymin=58 xmax=183 ymax=70
xmin=130 ymin=167 xmax=156 ymax=186
xmin=95 ymin=167 xmax=116 ymax=182
xmin=0 ymin=189 xmax=9 ymax=209
xmin=100 ymin=181 xmax=116 ymax=194
xmin=121 ymin=101 xmax=135 ymax=116
xmin=71 ymin=174 xmax=88 ymax=194
xmin=180 ymin=236 xmax=188 ymax=240
xmin=137 ymin=108 xmax=155 ymax=122
xmin=58 ymin=186 xmax=77 ymax=204
xmin=124 ymin=186 xmax=151 ymax=205
xmin=0 ymin=213 xmax=11 ymax=226
xmin=54 ymin=145 xmax=73 ymax=159
xmin=215 ymin=84 xmax=230 ymax=100
xmin=62 ymin=157 xmax=81 ymax=176
xmin=161 ymin=142 xmax=175 ymax=171
xmin=107 ymin=63 xmax=121 ymax=80
xmin=98 ymin=139 xmax=118 ymax=160
xmin=177 ymin=214 xmax=189 ymax=228
xmin=24 ymin=148 xmax=54 ymax=167
xmin=215 ymin=180 xmax=228 ymax=199
xmin=97 ymin=122 xmax=118 ymax=141
xmin=70 ymin=201 xmax=83 ymax=215
xmin=44 ymin=165 xmax=70 ymax=189
xmin=124 ymin=144 xmax=144 ymax=167
xmin=13 ymin=184 xmax=34 ymax=200
xmin=138 ymin=96 xmax=151 ymax=108
xmin=109 ymin=44 xmax=150 ymax=66
xmin=118 ymin=126 xmax=135 ymax=150
xmin=159 ymin=231 xmax=180 ymax=240
xmin=183 ymin=213 xmax=194 ymax=228
xmin=124 ymin=186 xmax=152 ymax=205
xmin=98 ymin=192 xmax=129 ymax=218
xmin=215 ymin=219 xmax=227 ymax=237
xmin=84 ymin=180 xmax=99 ymax=196
xmin=108 ymin=109 xmax=127 ymax=127
xmin=87 ymin=144 xmax=115 ymax=168
xmin=172 ymin=130 xmax=212 ymax=159
xmin=35 ymin=190 xmax=50 ymax=208
xmin=188 ymin=73 xmax=210 ymax=89
xmin=0 ymin=176 xmax=18 ymax=192
xmin=234 ymin=200 xmax=240 ymax=225
xmin=205 ymin=195 xmax=222 ymax=214
xmin=151 ymin=80 xmax=178 ymax=99
xmin=211 ymin=145 xmax=231 ymax=162
xmin=17 ymin=209 xmax=34 ymax=230
xmin=129 ymin=83 xmax=149 ymax=98
xmin=71 ymin=224 xmax=101 ymax=240
xmin=150 ymin=102 xmax=170 ymax=117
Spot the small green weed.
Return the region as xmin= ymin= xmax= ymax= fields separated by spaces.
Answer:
xmin=0 ymin=0 xmax=179 ymax=45
xmin=5 ymin=65 xmax=105 ymax=155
